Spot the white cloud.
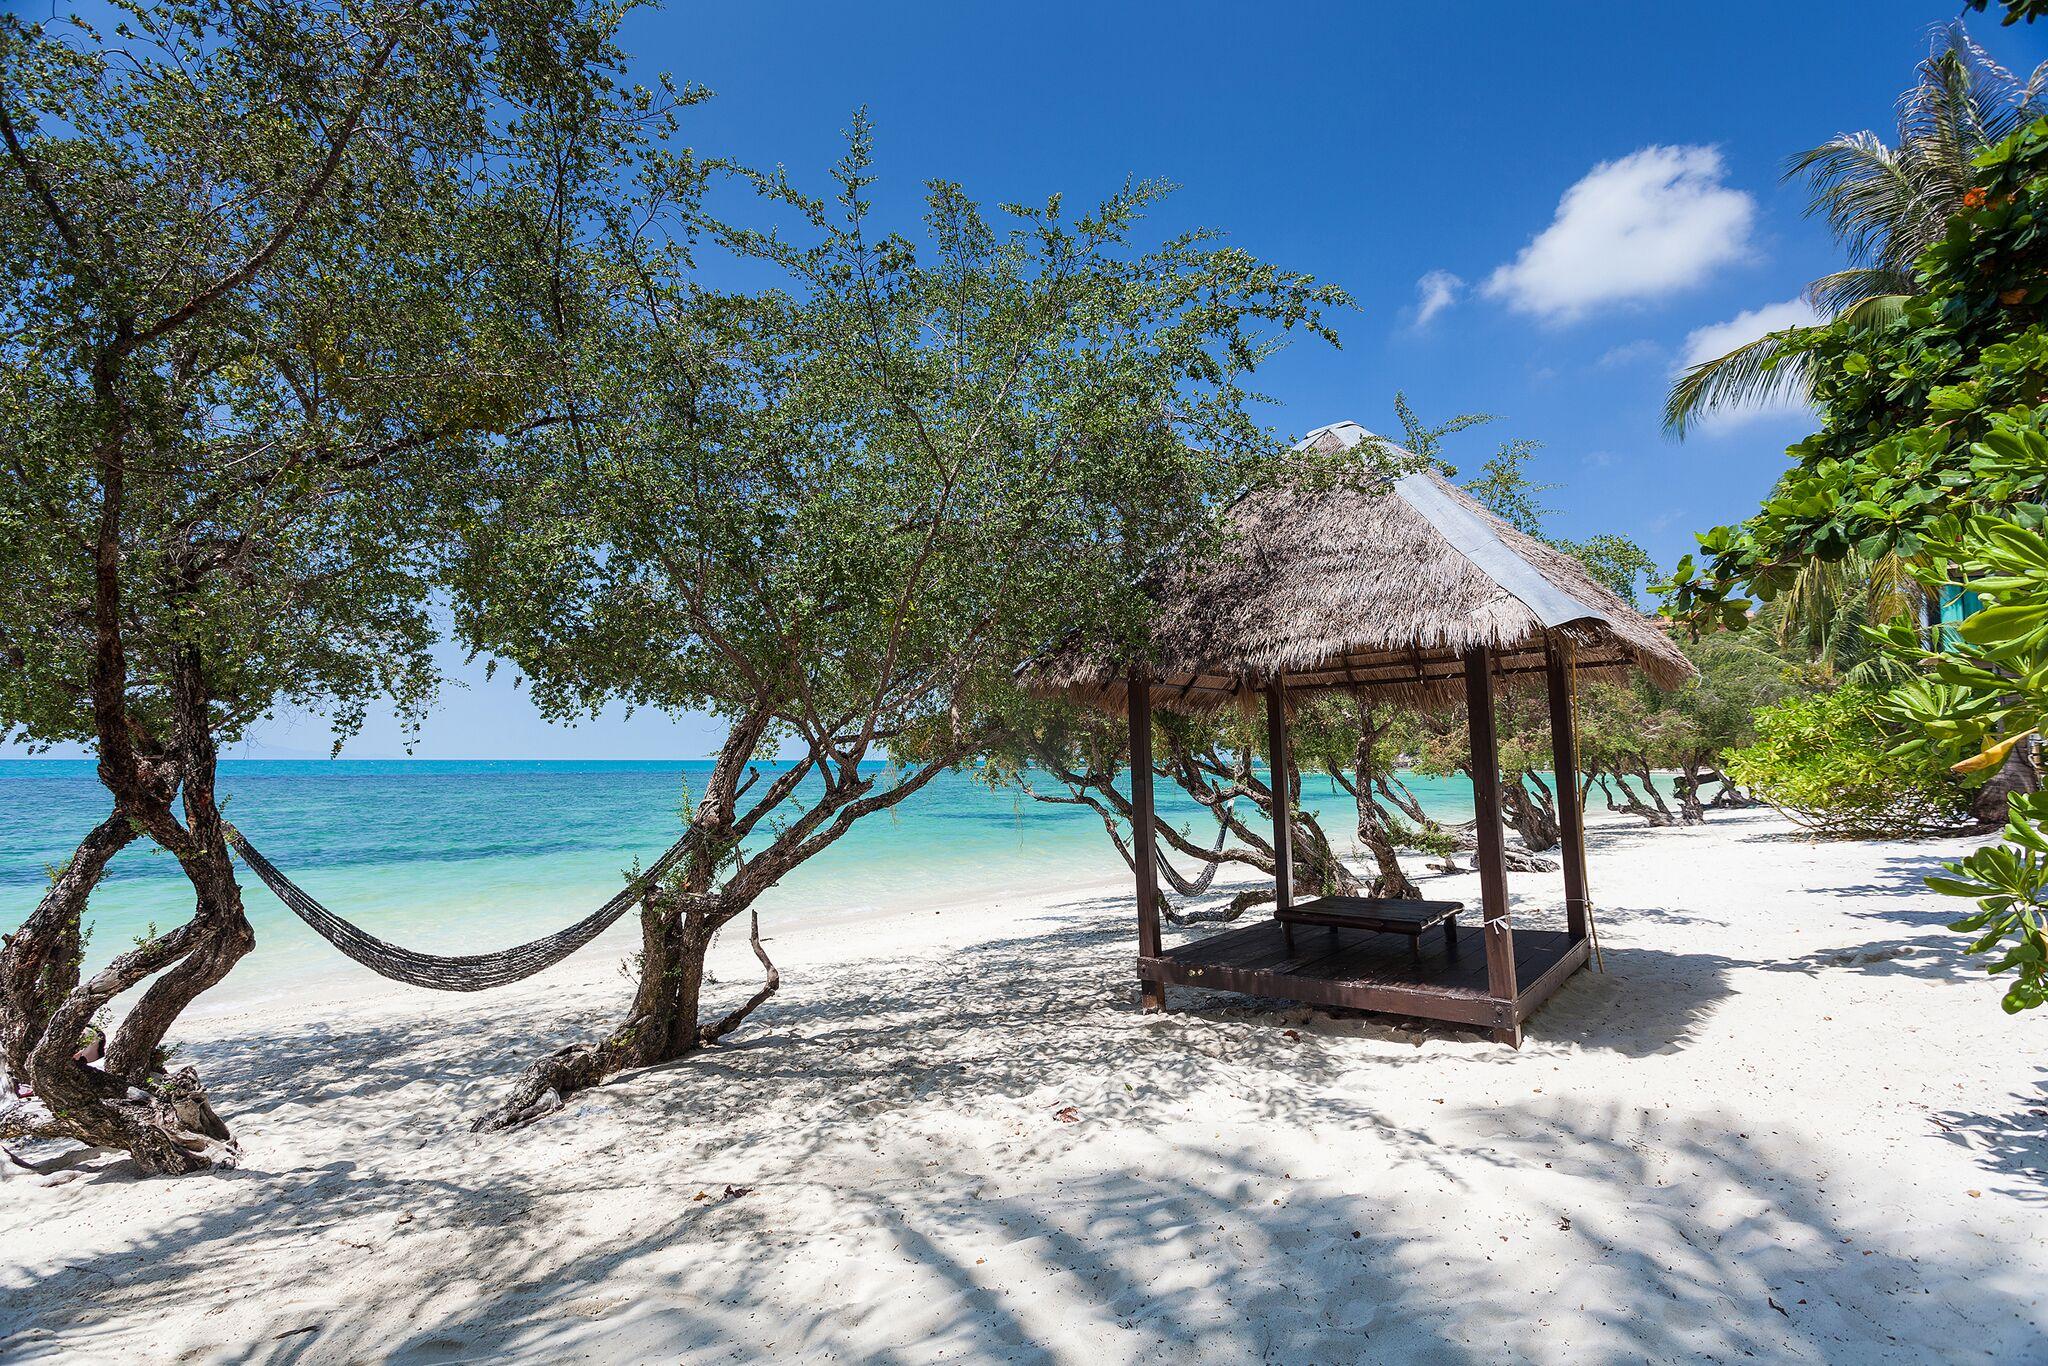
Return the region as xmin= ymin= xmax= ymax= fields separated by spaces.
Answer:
xmin=1413 ymin=269 xmax=1462 ymax=326
xmin=1678 ymin=296 xmax=1820 ymax=367
xmin=1677 ymin=296 xmax=1822 ymax=430
xmin=1483 ymin=146 xmax=1755 ymax=322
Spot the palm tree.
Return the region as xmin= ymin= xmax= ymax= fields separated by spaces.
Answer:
xmin=1664 ymin=25 xmax=2045 ymax=436
xmin=1756 ymin=554 xmax=1923 ymax=684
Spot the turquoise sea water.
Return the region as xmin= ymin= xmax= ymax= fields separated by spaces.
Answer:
xmin=0 ymin=759 xmax=1485 ymax=1009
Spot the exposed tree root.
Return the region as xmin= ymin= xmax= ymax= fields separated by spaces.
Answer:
xmin=1 ymin=1066 xmax=236 ymax=1175
xmin=1163 ymin=886 xmax=1272 ymax=925
xmin=1429 ymin=848 xmax=1558 ymax=875
xmin=474 ymin=912 xmax=782 ymax=1134
xmin=470 ymin=1036 xmax=630 ymax=1133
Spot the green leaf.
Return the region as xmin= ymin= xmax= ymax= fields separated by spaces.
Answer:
xmin=1958 ymin=604 xmax=2048 ymax=645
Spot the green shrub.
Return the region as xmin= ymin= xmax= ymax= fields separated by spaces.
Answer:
xmin=1724 ymin=686 xmax=1969 ymax=838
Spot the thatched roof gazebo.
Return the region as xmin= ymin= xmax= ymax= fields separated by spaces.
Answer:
xmin=1028 ymin=420 xmax=1695 ymax=1044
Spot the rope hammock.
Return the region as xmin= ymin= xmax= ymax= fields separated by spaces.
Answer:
xmin=224 ymin=825 xmax=690 ymax=992
xmin=1154 ymin=812 xmax=1231 ymax=896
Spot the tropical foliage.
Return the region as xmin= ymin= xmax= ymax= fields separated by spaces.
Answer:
xmin=1665 ymin=25 xmax=2043 ymax=435
xmin=0 ymin=0 xmax=642 ymax=1169
xmin=1969 ymin=0 xmax=2048 ymax=26
xmin=1875 ymin=507 xmax=2048 ymax=1011
xmin=1724 ymin=686 xmax=1968 ymax=838
xmin=1662 ymin=114 xmax=2048 ymax=1009
xmin=448 ymin=122 xmax=1352 ymax=1126
xmin=1659 ymin=120 xmax=2048 ymax=631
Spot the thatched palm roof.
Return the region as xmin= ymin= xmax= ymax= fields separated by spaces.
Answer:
xmin=1027 ymin=420 xmax=1696 ymax=713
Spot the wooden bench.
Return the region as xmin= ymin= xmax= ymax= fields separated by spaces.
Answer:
xmin=1275 ymin=896 xmax=1464 ymax=957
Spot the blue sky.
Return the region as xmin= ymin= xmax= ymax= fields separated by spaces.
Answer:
xmin=16 ymin=2 xmax=2048 ymax=759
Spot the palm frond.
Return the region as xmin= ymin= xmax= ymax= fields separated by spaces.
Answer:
xmin=1810 ymin=275 xmax=1915 ymax=320
xmin=1763 ymin=550 xmax=1925 ymax=681
xmin=1908 ymin=24 xmax=2045 ymax=160
xmin=1662 ymin=329 xmax=1816 ymax=437
xmin=1863 ymin=549 xmax=1927 ymax=627
xmin=1787 ymin=132 xmax=1929 ymax=271
xmin=1775 ymin=558 xmax=1853 ymax=657
xmin=1785 ymin=23 xmax=2045 ymax=301
xmin=1841 ymin=650 xmax=1919 ymax=688
xmin=1906 ymin=42 xmax=1991 ymax=200
xmin=1670 ymin=19 xmax=2039 ymax=441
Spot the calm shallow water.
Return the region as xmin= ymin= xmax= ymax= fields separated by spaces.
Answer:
xmin=1 ymin=758 xmax=1487 ymax=1007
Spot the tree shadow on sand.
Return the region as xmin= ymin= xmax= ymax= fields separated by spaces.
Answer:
xmin=1738 ymin=843 xmax=1987 ymax=987
xmin=3 ymin=881 xmax=1759 ymax=1362
xmin=1935 ymin=1065 xmax=2048 ymax=1206
xmin=12 ymin=1082 xmax=2033 ymax=1361
xmin=9 ymin=809 xmax=2025 ymax=1361
xmin=1826 ymin=846 xmax=1976 ymax=903
xmin=378 ymin=1105 xmax=2037 ymax=1363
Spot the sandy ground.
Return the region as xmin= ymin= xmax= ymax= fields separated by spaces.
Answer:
xmin=3 ymin=807 xmax=2045 ymax=1364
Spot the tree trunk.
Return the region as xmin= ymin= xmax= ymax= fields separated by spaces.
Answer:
xmin=1598 ymin=762 xmax=1678 ymax=827
xmin=98 ymin=672 xmax=253 ymax=1155
xmin=1710 ymin=781 xmax=1753 ymax=809
xmin=474 ymin=712 xmax=802 ymax=1132
xmin=1 ymin=814 xmax=133 ymax=1084
xmin=474 ymin=888 xmax=781 ymax=1132
xmin=1 ymin=773 xmax=249 ymax=1174
xmin=8 ymin=362 xmax=252 ymax=1172
xmin=1156 ymin=735 xmax=1362 ymax=900
xmin=1427 ymin=819 xmax=1559 ymax=874
xmin=1351 ymin=733 xmax=1420 ymax=899
xmin=107 ymin=833 xmax=253 ymax=1085
xmin=1673 ymin=766 xmax=1706 ymax=824
xmin=476 ymin=896 xmax=705 ymax=1131
xmin=1673 ymin=756 xmax=1740 ymax=824
xmin=1288 ymin=807 xmax=1362 ymax=899
xmin=1500 ymin=774 xmax=1561 ymax=851
xmin=1354 ymin=807 xmax=1420 ymax=898
xmin=1971 ymin=739 xmax=2040 ymax=829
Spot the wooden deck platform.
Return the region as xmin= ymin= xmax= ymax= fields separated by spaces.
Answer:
xmin=1141 ymin=919 xmax=1589 ymax=1037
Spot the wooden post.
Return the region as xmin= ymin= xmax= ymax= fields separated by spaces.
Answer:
xmin=1129 ymin=671 xmax=1165 ymax=1011
xmin=1463 ymin=647 xmax=1521 ymax=1045
xmin=1265 ymin=677 xmax=1294 ymax=922
xmin=1544 ymin=635 xmax=1591 ymax=943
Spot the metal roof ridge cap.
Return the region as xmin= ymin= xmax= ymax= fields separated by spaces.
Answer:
xmin=1390 ymin=470 xmax=1610 ymax=630
xmin=1292 ymin=420 xmax=1373 ymax=451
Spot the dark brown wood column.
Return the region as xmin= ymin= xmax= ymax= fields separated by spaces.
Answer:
xmin=1129 ymin=671 xmax=1165 ymax=1011
xmin=1544 ymin=634 xmax=1591 ymax=942
xmin=1463 ymin=646 xmax=1521 ymax=1045
xmin=1265 ymin=677 xmax=1294 ymax=919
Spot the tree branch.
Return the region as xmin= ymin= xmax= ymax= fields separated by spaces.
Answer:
xmin=134 ymin=26 xmax=407 ymax=347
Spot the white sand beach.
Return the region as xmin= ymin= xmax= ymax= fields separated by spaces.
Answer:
xmin=4 ymin=807 xmax=2044 ymax=1363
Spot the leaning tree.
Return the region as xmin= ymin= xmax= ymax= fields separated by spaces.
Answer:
xmin=448 ymin=124 xmax=1349 ymax=1128
xmin=1664 ymin=23 xmax=2045 ymax=434
xmin=1286 ymin=692 xmax=1442 ymax=899
xmin=989 ymin=692 xmax=1367 ymax=923
xmin=0 ymin=0 xmax=647 ymax=1171
xmin=993 ymin=399 xmax=1551 ymax=908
